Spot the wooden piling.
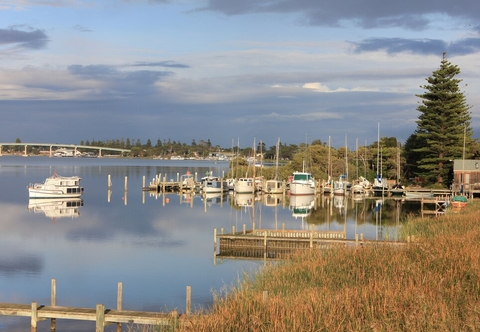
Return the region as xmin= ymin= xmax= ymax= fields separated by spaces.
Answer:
xmin=51 ymin=279 xmax=56 ymax=331
xmin=117 ymin=282 xmax=122 ymax=332
xmin=31 ymin=301 xmax=38 ymax=331
xmin=96 ymin=304 xmax=105 ymax=332
xmin=186 ymin=286 xmax=191 ymax=315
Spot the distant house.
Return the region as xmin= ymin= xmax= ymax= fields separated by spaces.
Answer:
xmin=452 ymin=159 xmax=480 ymax=195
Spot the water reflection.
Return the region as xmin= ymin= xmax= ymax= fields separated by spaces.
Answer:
xmin=0 ymin=157 xmax=429 ymax=331
xmin=27 ymin=198 xmax=84 ymax=221
xmin=289 ymin=195 xmax=315 ymax=220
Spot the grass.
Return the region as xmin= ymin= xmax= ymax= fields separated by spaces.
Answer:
xmin=141 ymin=201 xmax=480 ymax=331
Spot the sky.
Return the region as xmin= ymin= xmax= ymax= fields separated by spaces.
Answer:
xmin=1 ymin=0 xmax=480 ymax=150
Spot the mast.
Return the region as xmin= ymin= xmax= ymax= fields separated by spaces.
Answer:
xmin=377 ymin=122 xmax=380 ymax=180
xmin=275 ymin=137 xmax=280 ymax=180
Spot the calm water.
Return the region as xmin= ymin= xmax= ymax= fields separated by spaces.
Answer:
xmin=0 ymin=156 xmax=421 ymax=331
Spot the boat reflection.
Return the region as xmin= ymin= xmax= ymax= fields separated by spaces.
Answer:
xmin=263 ymin=193 xmax=284 ymax=207
xmin=28 ymin=198 xmax=84 ymax=220
xmin=289 ymin=194 xmax=315 ymax=220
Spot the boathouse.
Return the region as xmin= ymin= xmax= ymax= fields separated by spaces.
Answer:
xmin=452 ymin=159 xmax=480 ymax=196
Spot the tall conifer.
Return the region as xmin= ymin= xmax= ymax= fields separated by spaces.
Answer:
xmin=409 ymin=53 xmax=472 ymax=186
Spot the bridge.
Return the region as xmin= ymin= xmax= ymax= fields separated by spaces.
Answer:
xmin=0 ymin=142 xmax=130 ymax=157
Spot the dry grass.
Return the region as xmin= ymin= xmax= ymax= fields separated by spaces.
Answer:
xmin=145 ymin=202 xmax=480 ymax=331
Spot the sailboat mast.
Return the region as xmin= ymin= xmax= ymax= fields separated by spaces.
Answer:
xmin=377 ymin=123 xmax=380 ymax=178
xmin=275 ymin=137 xmax=280 ymax=180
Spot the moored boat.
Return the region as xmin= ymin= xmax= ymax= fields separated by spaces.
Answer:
xmin=28 ymin=173 xmax=84 ymax=198
xmin=200 ymin=174 xmax=228 ymax=193
xmin=234 ymin=177 xmax=256 ymax=193
xmin=450 ymin=195 xmax=467 ymax=208
xmin=289 ymin=171 xmax=316 ymax=195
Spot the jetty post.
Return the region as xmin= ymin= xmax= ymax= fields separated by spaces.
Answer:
xmin=186 ymin=286 xmax=191 ymax=315
xmin=51 ymin=278 xmax=57 ymax=331
xmin=116 ymin=282 xmax=122 ymax=332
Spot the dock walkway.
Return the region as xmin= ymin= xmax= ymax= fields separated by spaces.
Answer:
xmin=0 ymin=302 xmax=191 ymax=330
xmin=0 ymin=280 xmax=195 ymax=331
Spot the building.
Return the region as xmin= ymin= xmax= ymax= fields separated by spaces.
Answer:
xmin=452 ymin=159 xmax=480 ymax=196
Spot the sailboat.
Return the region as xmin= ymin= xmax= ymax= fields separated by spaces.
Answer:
xmin=265 ymin=138 xmax=284 ymax=194
xmin=290 ymin=138 xmax=316 ymax=195
xmin=390 ymin=142 xmax=405 ymax=196
xmin=323 ymin=136 xmax=333 ymax=195
xmin=372 ymin=123 xmax=388 ymax=196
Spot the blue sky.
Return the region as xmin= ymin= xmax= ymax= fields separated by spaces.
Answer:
xmin=1 ymin=0 xmax=480 ymax=150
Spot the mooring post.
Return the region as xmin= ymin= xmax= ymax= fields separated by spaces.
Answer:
xmin=96 ymin=304 xmax=105 ymax=332
xmin=51 ymin=278 xmax=57 ymax=331
xmin=31 ymin=301 xmax=38 ymax=332
xmin=117 ymin=282 xmax=123 ymax=332
xmin=186 ymin=286 xmax=191 ymax=315
xmin=243 ymin=224 xmax=246 ymax=235
xmin=124 ymin=176 xmax=128 ymax=191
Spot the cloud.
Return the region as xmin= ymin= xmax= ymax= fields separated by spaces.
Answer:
xmin=72 ymin=24 xmax=92 ymax=32
xmin=303 ymin=82 xmax=348 ymax=93
xmin=352 ymin=37 xmax=480 ymax=56
xmin=198 ymin=0 xmax=480 ymax=30
xmin=0 ymin=27 xmax=49 ymax=49
xmin=132 ymin=61 xmax=190 ymax=68
xmin=68 ymin=64 xmax=172 ymax=84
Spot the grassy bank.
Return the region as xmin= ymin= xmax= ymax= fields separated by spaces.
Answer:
xmin=152 ymin=202 xmax=480 ymax=331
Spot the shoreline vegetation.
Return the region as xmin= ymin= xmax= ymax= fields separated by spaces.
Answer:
xmin=144 ymin=202 xmax=480 ymax=331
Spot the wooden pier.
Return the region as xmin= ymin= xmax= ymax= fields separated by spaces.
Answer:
xmin=0 ymin=279 xmax=196 ymax=332
xmin=420 ymin=196 xmax=448 ymax=216
xmin=214 ymin=225 xmax=406 ymax=260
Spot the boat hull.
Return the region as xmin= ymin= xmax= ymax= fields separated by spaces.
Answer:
xmin=290 ymin=182 xmax=315 ymax=195
xmin=28 ymin=188 xmax=83 ymax=199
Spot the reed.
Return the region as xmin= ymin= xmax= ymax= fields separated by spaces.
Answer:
xmin=144 ymin=202 xmax=480 ymax=331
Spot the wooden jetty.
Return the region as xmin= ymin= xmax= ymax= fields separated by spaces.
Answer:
xmin=0 ymin=279 xmax=196 ymax=332
xmin=420 ymin=196 xmax=448 ymax=216
xmin=214 ymin=225 xmax=407 ymax=260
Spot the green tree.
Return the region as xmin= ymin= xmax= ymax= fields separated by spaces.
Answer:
xmin=405 ymin=53 xmax=472 ymax=186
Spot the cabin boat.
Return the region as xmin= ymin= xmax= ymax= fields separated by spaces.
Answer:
xmin=200 ymin=175 xmax=228 ymax=194
xmin=234 ymin=178 xmax=256 ymax=193
xmin=289 ymin=171 xmax=316 ymax=195
xmin=28 ymin=173 xmax=84 ymax=198
xmin=264 ymin=179 xmax=284 ymax=194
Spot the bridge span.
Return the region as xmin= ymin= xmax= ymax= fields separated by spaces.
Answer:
xmin=0 ymin=143 xmax=130 ymax=157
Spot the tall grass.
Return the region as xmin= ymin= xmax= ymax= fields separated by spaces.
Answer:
xmin=148 ymin=202 xmax=480 ymax=331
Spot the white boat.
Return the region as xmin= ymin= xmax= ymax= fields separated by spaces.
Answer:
xmin=333 ymin=175 xmax=347 ymax=196
xmin=200 ymin=175 xmax=228 ymax=193
xmin=265 ymin=137 xmax=284 ymax=194
xmin=234 ymin=177 xmax=256 ymax=193
xmin=28 ymin=198 xmax=83 ymax=219
xmin=180 ymin=172 xmax=196 ymax=191
xmin=264 ymin=179 xmax=284 ymax=194
xmin=289 ymin=171 xmax=316 ymax=195
xmin=372 ymin=176 xmax=389 ymax=195
xmin=28 ymin=173 xmax=84 ymax=198
xmin=352 ymin=176 xmax=370 ymax=194
xmin=404 ymin=191 xmax=434 ymax=199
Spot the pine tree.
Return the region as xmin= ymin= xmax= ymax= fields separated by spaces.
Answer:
xmin=408 ymin=53 xmax=472 ymax=186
